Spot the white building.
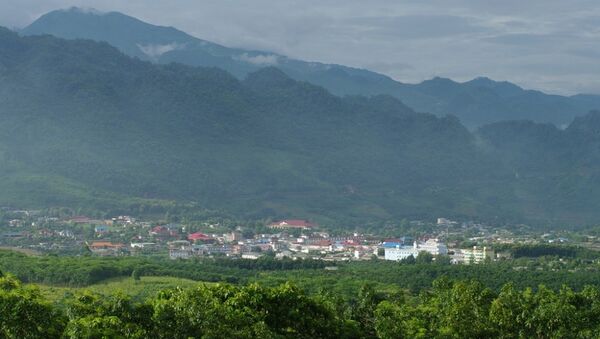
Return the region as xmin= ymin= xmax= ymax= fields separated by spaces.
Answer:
xmin=130 ymin=242 xmax=156 ymax=249
xmin=419 ymin=238 xmax=448 ymax=255
xmin=384 ymin=239 xmax=448 ymax=261
xmin=384 ymin=243 xmax=418 ymax=261
xmin=242 ymin=252 xmax=263 ymax=260
xmin=169 ymin=248 xmax=192 ymax=259
xmin=459 ymin=246 xmax=493 ymax=264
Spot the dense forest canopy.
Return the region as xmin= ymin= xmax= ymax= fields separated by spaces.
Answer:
xmin=2 ymin=270 xmax=600 ymax=338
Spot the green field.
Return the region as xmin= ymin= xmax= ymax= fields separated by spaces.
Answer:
xmin=36 ymin=276 xmax=206 ymax=302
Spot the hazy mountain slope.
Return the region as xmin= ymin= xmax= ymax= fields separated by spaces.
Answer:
xmin=4 ymin=27 xmax=600 ymax=225
xmin=1 ymin=27 xmax=515 ymax=224
xmin=477 ymin=113 xmax=600 ymax=222
xmin=21 ymin=7 xmax=600 ymax=128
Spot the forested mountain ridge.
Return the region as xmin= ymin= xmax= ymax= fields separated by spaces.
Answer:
xmin=1 ymin=27 xmax=600 ymax=225
xmin=0 ymin=27 xmax=497 ymax=224
xmin=476 ymin=112 xmax=600 ymax=222
xmin=21 ymin=7 xmax=600 ymax=128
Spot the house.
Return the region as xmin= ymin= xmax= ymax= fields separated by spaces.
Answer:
xmin=268 ymin=219 xmax=317 ymax=230
xmin=381 ymin=237 xmax=414 ymax=249
xmin=382 ymin=239 xmax=404 ymax=248
xmin=149 ymin=225 xmax=179 ymax=238
xmin=150 ymin=226 xmax=168 ymax=236
xmin=1 ymin=231 xmax=26 ymax=239
xmin=37 ymin=229 xmax=54 ymax=237
xmin=170 ymin=247 xmax=193 ymax=259
xmin=459 ymin=246 xmax=494 ymax=264
xmin=241 ymin=252 xmax=263 ymax=260
xmin=112 ymin=215 xmax=136 ymax=224
xmin=300 ymin=240 xmax=332 ymax=253
xmin=437 ymin=218 xmax=457 ymax=227
xmin=188 ymin=232 xmax=212 ymax=242
xmin=168 ymin=240 xmax=191 ymax=249
xmin=8 ymin=219 xmax=22 ymax=227
xmin=130 ymin=242 xmax=156 ymax=249
xmin=58 ymin=230 xmax=75 ymax=238
xmin=384 ymin=244 xmax=419 ymax=261
xmin=224 ymin=231 xmax=243 ymax=243
xmin=276 ymin=250 xmax=294 ymax=259
xmin=88 ymin=241 xmax=126 ymax=256
xmin=384 ymin=239 xmax=448 ymax=261
xmin=418 ymin=239 xmax=448 ymax=256
xmin=94 ymin=225 xmax=109 ymax=235
xmin=193 ymin=244 xmax=232 ymax=256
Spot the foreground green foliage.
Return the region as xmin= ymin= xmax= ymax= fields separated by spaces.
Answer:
xmin=3 ymin=249 xmax=600 ymax=301
xmin=2 ymin=271 xmax=600 ymax=338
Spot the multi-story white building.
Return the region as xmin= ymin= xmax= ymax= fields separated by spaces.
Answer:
xmin=419 ymin=238 xmax=448 ymax=256
xmin=459 ymin=246 xmax=494 ymax=264
xmin=384 ymin=239 xmax=448 ymax=261
xmin=384 ymin=244 xmax=418 ymax=261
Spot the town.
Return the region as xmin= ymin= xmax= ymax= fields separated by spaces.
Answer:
xmin=2 ymin=207 xmax=596 ymax=265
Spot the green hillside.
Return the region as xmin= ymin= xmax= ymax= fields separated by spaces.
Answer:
xmin=1 ymin=27 xmax=600 ymax=225
xmin=21 ymin=7 xmax=600 ymax=128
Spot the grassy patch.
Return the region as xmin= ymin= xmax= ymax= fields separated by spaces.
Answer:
xmin=36 ymin=275 xmax=206 ymax=302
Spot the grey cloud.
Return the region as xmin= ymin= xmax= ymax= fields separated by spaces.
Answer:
xmin=344 ymin=15 xmax=491 ymax=39
xmin=1 ymin=0 xmax=600 ymax=94
xmin=483 ymin=33 xmax=566 ymax=46
xmin=568 ymin=48 xmax=600 ymax=59
xmin=137 ymin=42 xmax=185 ymax=60
xmin=234 ymin=53 xmax=280 ymax=66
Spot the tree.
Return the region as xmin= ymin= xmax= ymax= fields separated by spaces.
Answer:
xmin=489 ymin=283 xmax=530 ymax=338
xmin=131 ymin=269 xmax=141 ymax=282
xmin=65 ymin=292 xmax=152 ymax=338
xmin=427 ymin=278 xmax=496 ymax=338
xmin=400 ymin=255 xmax=416 ymax=265
xmin=351 ymin=284 xmax=387 ymax=338
xmin=415 ymin=251 xmax=433 ymax=264
xmin=0 ymin=274 xmax=66 ymax=338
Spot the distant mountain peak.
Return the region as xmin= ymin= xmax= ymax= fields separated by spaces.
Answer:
xmin=426 ymin=76 xmax=456 ymax=84
xmin=465 ymin=76 xmax=521 ymax=88
xmin=468 ymin=76 xmax=494 ymax=85
xmin=61 ymin=7 xmax=106 ymax=16
xmin=21 ymin=8 xmax=600 ymax=128
xmin=568 ymin=110 xmax=600 ymax=135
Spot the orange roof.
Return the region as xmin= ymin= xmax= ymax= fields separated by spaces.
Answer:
xmin=89 ymin=241 xmax=125 ymax=248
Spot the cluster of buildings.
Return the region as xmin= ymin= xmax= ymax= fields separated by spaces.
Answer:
xmin=5 ymin=211 xmax=572 ymax=265
xmin=166 ymin=220 xmax=382 ymax=261
xmin=0 ymin=212 xmax=502 ymax=264
xmin=382 ymin=238 xmax=495 ymax=264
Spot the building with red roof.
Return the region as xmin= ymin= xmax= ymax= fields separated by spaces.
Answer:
xmin=187 ymin=232 xmax=212 ymax=242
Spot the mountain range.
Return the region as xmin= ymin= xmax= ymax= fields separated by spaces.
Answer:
xmin=2 ymin=26 xmax=600 ymax=226
xmin=21 ymin=7 xmax=600 ymax=129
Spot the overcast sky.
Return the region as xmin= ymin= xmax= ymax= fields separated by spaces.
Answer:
xmin=2 ymin=0 xmax=600 ymax=95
